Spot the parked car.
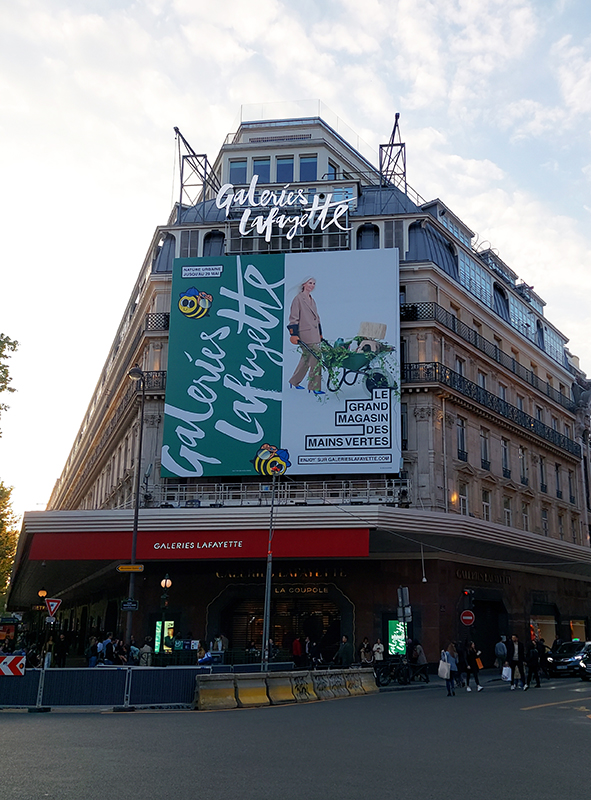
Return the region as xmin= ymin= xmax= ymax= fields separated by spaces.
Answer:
xmin=546 ymin=641 xmax=591 ymax=677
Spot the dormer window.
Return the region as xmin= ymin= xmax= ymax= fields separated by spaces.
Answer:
xmin=203 ymin=230 xmax=225 ymax=256
xmin=493 ymin=283 xmax=510 ymax=322
xmin=357 ymin=223 xmax=380 ymax=250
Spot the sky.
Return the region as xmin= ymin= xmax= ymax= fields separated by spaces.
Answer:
xmin=1 ymin=0 xmax=590 ymax=521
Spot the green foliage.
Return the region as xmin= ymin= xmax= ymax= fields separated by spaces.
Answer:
xmin=0 ymin=333 xmax=18 ymax=436
xmin=0 ymin=482 xmax=18 ymax=611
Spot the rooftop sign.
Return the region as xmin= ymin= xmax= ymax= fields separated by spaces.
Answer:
xmin=215 ymin=176 xmax=353 ymax=241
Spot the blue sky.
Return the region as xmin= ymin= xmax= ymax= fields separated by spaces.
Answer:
xmin=1 ymin=0 xmax=590 ymax=518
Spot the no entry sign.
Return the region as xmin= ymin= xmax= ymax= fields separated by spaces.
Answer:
xmin=460 ymin=610 xmax=475 ymax=626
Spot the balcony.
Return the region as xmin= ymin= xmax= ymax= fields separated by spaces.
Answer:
xmin=570 ymin=495 xmax=576 ymax=504
xmin=402 ymin=362 xmax=581 ymax=458
xmin=541 ymin=483 xmax=547 ymax=493
xmin=458 ymin=450 xmax=468 ymax=462
xmin=400 ymin=303 xmax=576 ymax=412
xmin=145 ymin=312 xmax=170 ymax=331
xmin=520 ymin=476 xmax=529 ymax=486
xmin=503 ymin=468 xmax=512 ymax=479
xmin=124 ymin=477 xmax=413 ymax=510
xmin=556 ymin=490 xmax=563 ymax=499
xmin=481 ymin=459 xmax=491 ymax=471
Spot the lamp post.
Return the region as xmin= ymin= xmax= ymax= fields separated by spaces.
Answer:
xmin=126 ymin=366 xmax=146 ymax=645
xmin=37 ymin=588 xmax=47 ymax=641
xmin=160 ymin=574 xmax=172 ymax=658
xmin=261 ymin=465 xmax=282 ymax=671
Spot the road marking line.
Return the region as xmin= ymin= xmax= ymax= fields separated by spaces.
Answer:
xmin=522 ymin=697 xmax=591 ymax=710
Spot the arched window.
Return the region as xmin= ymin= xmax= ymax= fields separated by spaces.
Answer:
xmin=493 ymin=283 xmax=510 ymax=322
xmin=203 ymin=230 xmax=225 ymax=256
xmin=536 ymin=320 xmax=545 ymax=350
xmin=356 ymin=223 xmax=380 ymax=250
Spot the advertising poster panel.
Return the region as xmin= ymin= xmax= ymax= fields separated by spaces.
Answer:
xmin=161 ymin=249 xmax=400 ymax=478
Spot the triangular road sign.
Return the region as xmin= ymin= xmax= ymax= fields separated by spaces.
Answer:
xmin=45 ymin=598 xmax=62 ymax=617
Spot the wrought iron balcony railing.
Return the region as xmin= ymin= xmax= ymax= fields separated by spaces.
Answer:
xmin=120 ymin=477 xmax=413 ymax=510
xmin=400 ymin=303 xmax=576 ymax=412
xmin=402 ymin=362 xmax=581 ymax=458
xmin=146 ymin=312 xmax=170 ymax=331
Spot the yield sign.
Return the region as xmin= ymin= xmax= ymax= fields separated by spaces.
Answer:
xmin=45 ymin=598 xmax=62 ymax=617
xmin=0 ymin=655 xmax=26 ymax=676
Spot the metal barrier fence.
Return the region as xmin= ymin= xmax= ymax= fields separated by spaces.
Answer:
xmin=0 ymin=663 xmax=296 ymax=709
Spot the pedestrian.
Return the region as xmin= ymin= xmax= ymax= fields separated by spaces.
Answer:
xmin=139 ymin=636 xmax=154 ymax=666
xmin=413 ymin=641 xmax=428 ymax=665
xmin=551 ymin=635 xmax=563 ymax=652
xmin=85 ymin=636 xmax=98 ymax=667
xmin=525 ymin=642 xmax=541 ymax=689
xmin=536 ymin=638 xmax=549 ymax=678
xmin=333 ymin=635 xmax=354 ymax=668
xmin=304 ymin=636 xmax=312 ymax=667
xmin=53 ymin=633 xmax=68 ymax=668
xmin=441 ymin=643 xmax=458 ymax=696
xmin=373 ymin=638 xmax=385 ymax=663
xmin=101 ymin=632 xmax=114 ymax=665
xmin=311 ymin=640 xmax=323 ymax=669
xmin=292 ymin=636 xmax=302 ymax=667
xmin=359 ymin=637 xmax=372 ymax=664
xmin=465 ymin=640 xmax=484 ymax=692
xmin=494 ymin=635 xmax=507 ymax=674
xmin=507 ymin=634 xmax=526 ymax=690
xmin=455 ymin=641 xmax=468 ymax=688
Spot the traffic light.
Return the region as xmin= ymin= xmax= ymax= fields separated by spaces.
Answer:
xmin=463 ymin=589 xmax=475 ymax=610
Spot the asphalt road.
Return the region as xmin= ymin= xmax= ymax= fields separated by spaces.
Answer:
xmin=2 ymin=674 xmax=590 ymax=800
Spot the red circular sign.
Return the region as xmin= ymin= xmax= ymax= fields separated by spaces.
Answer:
xmin=460 ymin=610 xmax=475 ymax=626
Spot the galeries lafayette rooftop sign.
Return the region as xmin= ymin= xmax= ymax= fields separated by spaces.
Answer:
xmin=215 ymin=175 xmax=353 ymax=241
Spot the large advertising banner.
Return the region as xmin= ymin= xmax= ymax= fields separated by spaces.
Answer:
xmin=161 ymin=249 xmax=400 ymax=478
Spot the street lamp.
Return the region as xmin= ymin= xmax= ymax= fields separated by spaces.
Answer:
xmin=37 ymin=588 xmax=47 ymax=639
xmin=261 ymin=465 xmax=283 ymax=672
xmin=160 ymin=574 xmax=172 ymax=656
xmin=125 ymin=366 xmax=146 ymax=644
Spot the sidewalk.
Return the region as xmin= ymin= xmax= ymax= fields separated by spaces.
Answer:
xmin=378 ymin=667 xmax=502 ymax=692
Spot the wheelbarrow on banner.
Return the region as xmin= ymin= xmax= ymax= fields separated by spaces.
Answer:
xmin=296 ymin=321 xmax=397 ymax=395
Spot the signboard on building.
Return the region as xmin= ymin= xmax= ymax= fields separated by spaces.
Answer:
xmin=161 ymin=250 xmax=400 ymax=478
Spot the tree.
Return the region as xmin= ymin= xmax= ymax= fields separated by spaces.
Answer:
xmin=0 ymin=332 xmax=18 ymax=437
xmin=0 ymin=482 xmax=18 ymax=611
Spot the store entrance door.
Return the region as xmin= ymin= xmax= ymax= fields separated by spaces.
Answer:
xmin=223 ymin=597 xmax=342 ymax=662
xmin=467 ymin=599 xmax=508 ymax=668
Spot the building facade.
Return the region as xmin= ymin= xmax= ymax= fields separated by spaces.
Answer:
xmin=9 ymin=104 xmax=591 ymax=664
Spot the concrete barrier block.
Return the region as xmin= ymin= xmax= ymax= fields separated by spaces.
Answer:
xmin=194 ymin=674 xmax=237 ymax=710
xmin=328 ymin=671 xmax=349 ymax=697
xmin=266 ymin=671 xmax=296 ymax=705
xmin=359 ymin=668 xmax=379 ymax=694
xmin=291 ymin=671 xmax=318 ymax=703
xmin=345 ymin=670 xmax=365 ymax=696
xmin=235 ymin=673 xmax=270 ymax=708
xmin=311 ymin=670 xmax=335 ymax=700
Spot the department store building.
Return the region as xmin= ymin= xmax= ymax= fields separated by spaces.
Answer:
xmin=8 ymin=103 xmax=591 ymax=663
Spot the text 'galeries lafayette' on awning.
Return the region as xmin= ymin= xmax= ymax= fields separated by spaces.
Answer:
xmin=28 ymin=527 xmax=369 ymax=561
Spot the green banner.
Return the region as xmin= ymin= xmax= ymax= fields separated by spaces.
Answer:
xmin=162 ymin=254 xmax=286 ymax=478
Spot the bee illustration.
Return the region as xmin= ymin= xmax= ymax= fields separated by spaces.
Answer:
xmin=252 ymin=443 xmax=291 ymax=476
xmin=178 ymin=288 xmax=214 ymax=319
